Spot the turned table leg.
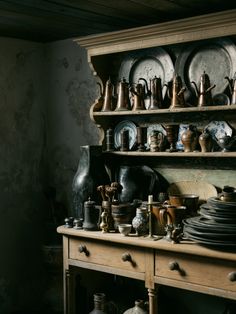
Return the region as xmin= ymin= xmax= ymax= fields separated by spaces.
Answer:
xmin=148 ymin=286 xmax=158 ymax=314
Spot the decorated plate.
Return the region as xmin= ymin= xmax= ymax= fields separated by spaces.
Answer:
xmin=205 ymin=120 xmax=232 ymax=141
xmin=114 ymin=120 xmax=137 ymax=150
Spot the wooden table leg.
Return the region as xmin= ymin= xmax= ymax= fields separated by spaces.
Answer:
xmin=148 ymin=286 xmax=158 ymax=314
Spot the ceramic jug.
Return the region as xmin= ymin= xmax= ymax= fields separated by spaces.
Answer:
xmin=132 ymin=207 xmax=148 ymax=236
xmin=89 ymin=293 xmax=107 ymax=314
xmin=72 ymin=145 xmax=110 ymax=219
xmin=199 ymin=129 xmax=213 ymax=152
xmin=123 ymin=299 xmax=148 ymax=314
xmin=181 ymin=125 xmax=198 ymax=152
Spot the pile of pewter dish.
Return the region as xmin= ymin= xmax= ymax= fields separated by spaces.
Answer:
xmin=183 ymin=186 xmax=236 ymax=249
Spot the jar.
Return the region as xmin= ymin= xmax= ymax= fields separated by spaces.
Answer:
xmin=181 ymin=125 xmax=198 ymax=152
xmin=132 ymin=207 xmax=148 ymax=236
xmin=89 ymin=292 xmax=107 ymax=314
xmin=123 ymin=299 xmax=148 ymax=314
xmin=199 ymin=129 xmax=213 ymax=152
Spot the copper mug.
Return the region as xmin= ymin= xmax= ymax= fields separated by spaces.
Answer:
xmin=159 ymin=204 xmax=187 ymax=227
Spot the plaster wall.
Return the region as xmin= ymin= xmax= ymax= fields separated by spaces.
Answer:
xmin=0 ymin=38 xmax=46 ymax=313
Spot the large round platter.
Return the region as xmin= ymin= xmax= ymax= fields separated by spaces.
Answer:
xmin=207 ymin=196 xmax=236 ymax=210
xmin=183 ymin=217 xmax=236 ymax=233
xmin=114 ymin=120 xmax=137 ymax=150
xmin=118 ymin=47 xmax=174 ymax=107
xmin=175 ymin=38 xmax=236 ymax=97
xmin=184 ymin=230 xmax=236 ymax=248
xmin=184 ymin=225 xmax=236 ymax=240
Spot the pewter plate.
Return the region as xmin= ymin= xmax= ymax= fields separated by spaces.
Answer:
xmin=118 ymin=47 xmax=174 ymax=108
xmin=175 ymin=38 xmax=236 ymax=96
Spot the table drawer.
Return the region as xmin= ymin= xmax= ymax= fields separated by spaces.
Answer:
xmin=69 ymin=238 xmax=145 ymax=273
xmin=155 ymin=251 xmax=236 ymax=292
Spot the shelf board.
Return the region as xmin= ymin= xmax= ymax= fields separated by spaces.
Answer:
xmin=103 ymin=151 xmax=236 ymax=157
xmin=93 ymin=105 xmax=236 ymax=117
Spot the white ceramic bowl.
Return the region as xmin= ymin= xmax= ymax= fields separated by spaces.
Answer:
xmin=118 ymin=224 xmax=132 ymax=236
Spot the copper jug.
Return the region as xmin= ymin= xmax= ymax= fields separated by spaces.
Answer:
xmin=225 ymin=74 xmax=236 ymax=105
xmin=168 ymin=74 xmax=186 ymax=108
xmin=191 ymin=71 xmax=215 ymax=107
xmin=139 ymin=76 xmax=164 ymax=109
xmin=101 ymin=78 xmax=114 ymax=111
xmin=130 ymin=82 xmax=146 ymax=111
xmin=115 ymin=78 xmax=131 ymax=111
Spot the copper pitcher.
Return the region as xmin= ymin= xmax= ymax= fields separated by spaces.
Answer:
xmin=130 ymin=82 xmax=146 ymax=111
xmin=139 ymin=76 xmax=164 ymax=109
xmin=225 ymin=74 xmax=236 ymax=105
xmin=191 ymin=71 xmax=215 ymax=107
xmin=101 ymin=77 xmax=114 ymax=111
xmin=115 ymin=78 xmax=131 ymax=111
xmin=167 ymin=74 xmax=186 ymax=108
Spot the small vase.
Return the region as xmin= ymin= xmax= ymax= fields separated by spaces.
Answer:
xmin=89 ymin=293 xmax=107 ymax=314
xmin=181 ymin=125 xmax=198 ymax=152
xmin=123 ymin=299 xmax=148 ymax=314
xmin=199 ymin=129 xmax=213 ymax=152
xmin=72 ymin=145 xmax=110 ymax=219
xmin=132 ymin=207 xmax=148 ymax=236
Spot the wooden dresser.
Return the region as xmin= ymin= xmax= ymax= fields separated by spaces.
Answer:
xmin=57 ymin=226 xmax=236 ymax=314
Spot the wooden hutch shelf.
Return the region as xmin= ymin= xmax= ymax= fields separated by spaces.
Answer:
xmin=59 ymin=8 xmax=236 ymax=314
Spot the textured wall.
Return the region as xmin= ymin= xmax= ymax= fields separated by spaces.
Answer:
xmin=0 ymin=38 xmax=47 ymax=313
xmin=44 ymin=39 xmax=99 ymax=215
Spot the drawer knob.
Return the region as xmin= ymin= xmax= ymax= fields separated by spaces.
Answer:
xmin=122 ymin=253 xmax=136 ymax=267
xmin=169 ymin=261 xmax=179 ymax=271
xmin=78 ymin=244 xmax=89 ymax=256
xmin=228 ymin=271 xmax=236 ymax=282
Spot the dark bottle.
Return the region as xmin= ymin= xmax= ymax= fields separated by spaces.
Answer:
xmin=89 ymin=293 xmax=107 ymax=314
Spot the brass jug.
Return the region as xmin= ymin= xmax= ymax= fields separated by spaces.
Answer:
xmin=101 ymin=78 xmax=114 ymax=111
xmin=191 ymin=71 xmax=215 ymax=107
xmin=115 ymin=78 xmax=131 ymax=111
xmin=130 ymin=82 xmax=146 ymax=111
xmin=168 ymin=74 xmax=186 ymax=108
xmin=139 ymin=76 xmax=164 ymax=109
xmin=225 ymin=74 xmax=236 ymax=105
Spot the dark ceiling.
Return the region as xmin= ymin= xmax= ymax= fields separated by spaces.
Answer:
xmin=0 ymin=0 xmax=235 ymax=42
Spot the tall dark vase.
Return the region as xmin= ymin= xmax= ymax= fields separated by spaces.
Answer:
xmin=72 ymin=145 xmax=110 ymax=219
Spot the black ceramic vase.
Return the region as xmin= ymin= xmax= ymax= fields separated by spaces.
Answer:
xmin=115 ymin=165 xmax=160 ymax=203
xmin=72 ymin=145 xmax=110 ymax=219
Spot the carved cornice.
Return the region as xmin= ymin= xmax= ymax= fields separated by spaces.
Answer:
xmin=74 ymin=9 xmax=236 ymax=57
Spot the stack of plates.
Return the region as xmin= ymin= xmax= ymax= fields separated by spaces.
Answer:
xmin=183 ymin=197 xmax=236 ymax=248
